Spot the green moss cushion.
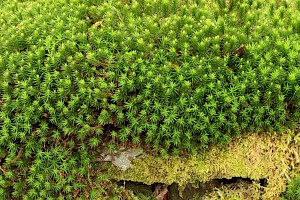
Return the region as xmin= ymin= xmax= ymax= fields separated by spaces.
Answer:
xmin=1 ymin=0 xmax=300 ymax=199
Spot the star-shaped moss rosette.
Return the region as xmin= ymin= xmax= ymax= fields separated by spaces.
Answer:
xmin=0 ymin=0 xmax=300 ymax=199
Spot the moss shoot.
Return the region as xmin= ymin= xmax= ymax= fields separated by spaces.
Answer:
xmin=1 ymin=0 xmax=300 ymax=199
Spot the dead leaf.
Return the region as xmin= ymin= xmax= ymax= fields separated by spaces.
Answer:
xmin=230 ymin=45 xmax=246 ymax=58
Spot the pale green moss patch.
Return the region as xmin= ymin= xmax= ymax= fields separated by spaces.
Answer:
xmin=104 ymin=128 xmax=300 ymax=199
xmin=200 ymin=181 xmax=262 ymax=200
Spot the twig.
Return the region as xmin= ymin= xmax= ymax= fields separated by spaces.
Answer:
xmin=0 ymin=166 xmax=7 ymax=175
xmin=91 ymin=125 xmax=103 ymax=130
xmin=11 ymin=146 xmax=24 ymax=164
xmin=87 ymin=166 xmax=95 ymax=189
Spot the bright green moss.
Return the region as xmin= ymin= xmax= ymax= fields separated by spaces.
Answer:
xmin=282 ymin=176 xmax=300 ymax=200
xmin=1 ymin=0 xmax=300 ymax=199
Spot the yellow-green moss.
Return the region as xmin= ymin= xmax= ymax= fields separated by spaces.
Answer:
xmin=103 ymin=128 xmax=300 ymax=199
xmin=200 ymin=181 xmax=262 ymax=200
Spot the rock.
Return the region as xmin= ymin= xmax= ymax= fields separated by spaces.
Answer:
xmin=99 ymin=148 xmax=146 ymax=171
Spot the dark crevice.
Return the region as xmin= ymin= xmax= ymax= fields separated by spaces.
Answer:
xmin=115 ymin=177 xmax=268 ymax=200
xmin=219 ymin=177 xmax=253 ymax=185
xmin=259 ymin=178 xmax=268 ymax=187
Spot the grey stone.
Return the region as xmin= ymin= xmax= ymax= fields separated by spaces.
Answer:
xmin=99 ymin=148 xmax=145 ymax=171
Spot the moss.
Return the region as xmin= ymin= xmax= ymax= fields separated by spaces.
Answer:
xmin=104 ymin=128 xmax=300 ymax=199
xmin=200 ymin=181 xmax=262 ymax=200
